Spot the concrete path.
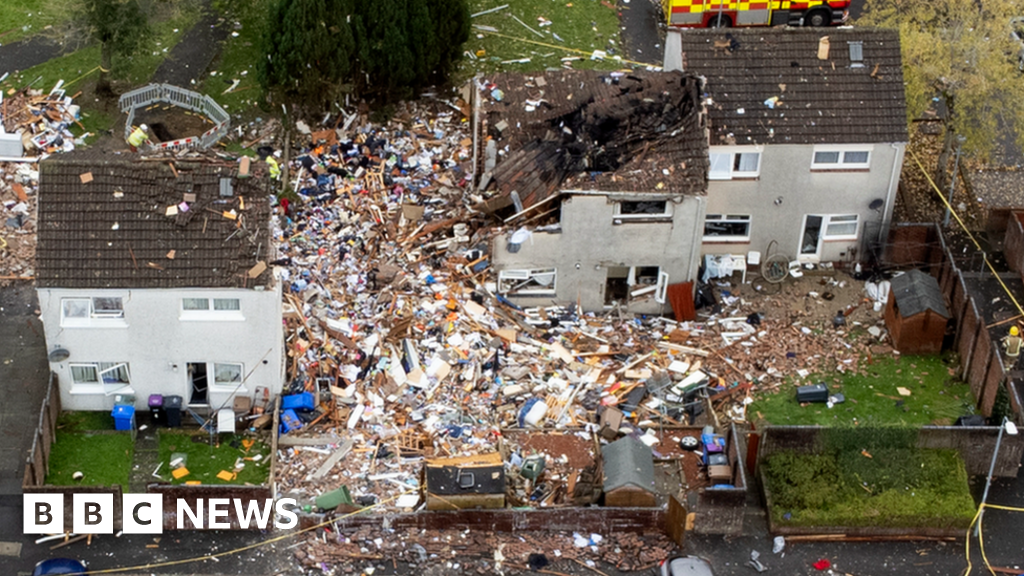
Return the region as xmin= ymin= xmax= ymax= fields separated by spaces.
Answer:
xmin=618 ymin=0 xmax=664 ymax=66
xmin=0 ymin=36 xmax=70 ymax=77
xmin=150 ymin=0 xmax=230 ymax=87
xmin=0 ymin=283 xmax=49 ymax=495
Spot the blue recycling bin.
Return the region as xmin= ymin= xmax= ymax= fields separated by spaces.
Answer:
xmin=281 ymin=392 xmax=315 ymax=411
xmin=112 ymin=405 xmax=135 ymax=431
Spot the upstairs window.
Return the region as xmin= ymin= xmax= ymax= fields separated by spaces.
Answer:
xmin=60 ymin=297 xmax=126 ymax=326
xmin=709 ymin=149 xmax=761 ymax=180
xmin=703 ymin=214 xmax=752 ymax=242
xmin=180 ymin=297 xmax=243 ymax=321
xmin=812 ymin=146 xmax=872 ymax=170
xmin=614 ymin=200 xmax=671 ymax=220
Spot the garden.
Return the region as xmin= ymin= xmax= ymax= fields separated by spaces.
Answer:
xmin=761 ymin=426 xmax=976 ymax=531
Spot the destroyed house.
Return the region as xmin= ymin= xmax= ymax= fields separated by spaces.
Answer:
xmin=35 ymin=151 xmax=285 ymax=413
xmin=675 ymin=28 xmax=907 ymax=266
xmin=481 ymin=70 xmax=709 ymax=313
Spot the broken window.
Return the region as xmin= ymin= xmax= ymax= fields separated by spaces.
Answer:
xmin=214 ymin=363 xmax=243 ymax=386
xmin=605 ymin=266 xmax=669 ymax=305
xmin=709 ymin=148 xmax=761 ymax=180
xmin=615 ymin=200 xmax=670 ymax=218
xmin=498 ymin=269 xmax=557 ymax=296
xmin=92 ymin=297 xmax=124 ymax=317
xmin=69 ymin=362 xmax=132 ymax=395
xmin=703 ymin=214 xmax=752 ymax=241
xmin=811 ymin=146 xmax=871 ymax=169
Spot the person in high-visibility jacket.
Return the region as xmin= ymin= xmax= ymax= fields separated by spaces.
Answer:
xmin=1004 ymin=326 xmax=1023 ymax=359
xmin=128 ymin=124 xmax=150 ymax=152
xmin=266 ymin=155 xmax=281 ymax=181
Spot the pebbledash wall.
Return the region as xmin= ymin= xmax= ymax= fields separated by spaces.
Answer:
xmin=37 ymin=285 xmax=284 ymax=412
xmin=493 ymin=192 xmax=707 ymax=315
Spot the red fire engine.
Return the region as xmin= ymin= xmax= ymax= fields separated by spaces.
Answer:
xmin=663 ymin=0 xmax=850 ymax=28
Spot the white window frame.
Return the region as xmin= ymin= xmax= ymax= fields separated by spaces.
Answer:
xmin=60 ymin=297 xmax=126 ymax=327
xmin=626 ymin=267 xmax=670 ymax=304
xmin=498 ymin=269 xmax=557 ymax=296
xmin=209 ymin=362 xmax=246 ymax=393
xmin=811 ymin=145 xmax=872 ymax=170
xmin=703 ymin=214 xmax=752 ymax=242
xmin=179 ymin=297 xmax=244 ymax=321
xmin=69 ymin=361 xmax=134 ymax=395
xmin=822 ymin=214 xmax=860 ymax=240
xmin=613 ymin=199 xmax=672 ymax=220
xmin=709 ymin=147 xmax=762 ymax=180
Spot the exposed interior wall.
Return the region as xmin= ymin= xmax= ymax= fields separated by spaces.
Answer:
xmin=493 ymin=194 xmax=706 ymax=313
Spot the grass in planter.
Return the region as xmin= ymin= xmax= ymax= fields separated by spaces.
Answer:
xmin=762 ymin=446 xmax=976 ymax=529
xmin=749 ymin=354 xmax=974 ymax=427
xmin=57 ymin=410 xmax=115 ymax=433
xmin=45 ymin=432 xmax=133 ymax=486
xmin=157 ymin=430 xmax=270 ymax=485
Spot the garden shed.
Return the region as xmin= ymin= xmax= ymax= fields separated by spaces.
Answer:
xmin=885 ymin=269 xmax=950 ymax=355
xmin=601 ymin=436 xmax=656 ymax=507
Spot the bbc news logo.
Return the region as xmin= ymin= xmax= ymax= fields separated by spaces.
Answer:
xmin=24 ymin=495 xmax=299 ymax=534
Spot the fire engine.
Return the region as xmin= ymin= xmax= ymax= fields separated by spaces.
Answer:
xmin=663 ymin=0 xmax=850 ymax=28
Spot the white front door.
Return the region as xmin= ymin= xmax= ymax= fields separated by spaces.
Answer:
xmin=799 ymin=215 xmax=824 ymax=261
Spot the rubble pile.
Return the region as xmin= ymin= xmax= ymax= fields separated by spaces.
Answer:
xmin=0 ymin=84 xmax=86 ymax=280
xmin=1 ymin=85 xmax=86 ymax=156
xmin=0 ymin=162 xmax=39 ymax=279
xmin=269 ymin=96 xmax=894 ymax=515
xmin=296 ymin=526 xmax=674 ymax=573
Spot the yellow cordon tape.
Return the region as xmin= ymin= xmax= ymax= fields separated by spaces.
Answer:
xmin=478 ymin=30 xmax=660 ymax=69
xmin=909 ymin=149 xmax=1024 ymax=321
xmin=64 ymin=65 xmax=109 ymax=89
xmin=964 ymin=502 xmax=1024 ymax=575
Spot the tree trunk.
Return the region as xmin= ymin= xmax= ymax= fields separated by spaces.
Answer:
xmin=934 ymin=93 xmax=955 ymax=193
xmin=96 ymin=42 xmax=113 ymax=97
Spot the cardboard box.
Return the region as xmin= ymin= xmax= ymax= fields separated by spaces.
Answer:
xmin=708 ymin=465 xmax=732 ymax=484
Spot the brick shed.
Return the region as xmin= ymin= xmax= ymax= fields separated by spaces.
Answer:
xmin=885 ymin=269 xmax=950 ymax=354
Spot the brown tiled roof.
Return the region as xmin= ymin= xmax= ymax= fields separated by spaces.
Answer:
xmin=481 ymin=70 xmax=708 ymax=211
xmin=36 ymin=151 xmax=272 ymax=289
xmin=677 ymin=28 xmax=908 ymax=146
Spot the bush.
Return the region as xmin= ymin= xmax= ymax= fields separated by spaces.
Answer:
xmin=763 ymin=446 xmax=975 ymax=529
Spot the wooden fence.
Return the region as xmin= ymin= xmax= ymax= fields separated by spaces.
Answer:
xmin=885 ymin=224 xmax=1017 ymax=417
xmin=23 ymin=372 xmax=60 ymax=488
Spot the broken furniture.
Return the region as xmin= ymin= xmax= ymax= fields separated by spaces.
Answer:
xmin=601 ymin=436 xmax=657 ymax=507
xmin=425 ymin=452 xmax=506 ymax=510
xmin=885 ymin=269 xmax=951 ymax=354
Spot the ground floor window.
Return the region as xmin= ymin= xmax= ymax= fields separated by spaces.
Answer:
xmin=605 ymin=266 xmax=669 ymax=306
xmin=703 ymin=214 xmax=751 ymax=242
xmin=498 ymin=269 xmax=557 ymax=296
xmin=69 ymin=362 xmax=133 ymax=395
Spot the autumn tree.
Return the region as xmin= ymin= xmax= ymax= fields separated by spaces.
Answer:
xmin=860 ymin=0 xmax=1024 ymax=189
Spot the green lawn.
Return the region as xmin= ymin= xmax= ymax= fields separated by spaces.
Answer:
xmin=158 ymin=430 xmax=270 ymax=485
xmin=0 ymin=0 xmax=65 ymax=44
xmin=461 ymin=0 xmax=629 ymax=77
xmin=46 ymin=431 xmax=134 ymax=487
xmin=763 ymin=446 xmax=976 ymax=529
xmin=749 ymin=355 xmax=975 ymax=427
xmin=0 ymin=4 xmax=202 ymax=139
xmin=57 ymin=410 xmax=115 ymax=433
xmin=201 ymin=0 xmax=268 ymax=117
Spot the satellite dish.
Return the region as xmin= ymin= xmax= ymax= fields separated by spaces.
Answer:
xmin=869 ymin=198 xmax=884 ymax=211
xmin=48 ymin=348 xmax=70 ymax=362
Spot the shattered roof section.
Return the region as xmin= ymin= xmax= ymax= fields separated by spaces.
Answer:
xmin=678 ymin=28 xmax=908 ymax=146
xmin=481 ymin=70 xmax=708 ymax=211
xmin=36 ymin=150 xmax=272 ymax=289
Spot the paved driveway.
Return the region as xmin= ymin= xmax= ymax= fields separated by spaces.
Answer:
xmin=0 ymin=283 xmax=49 ymax=495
